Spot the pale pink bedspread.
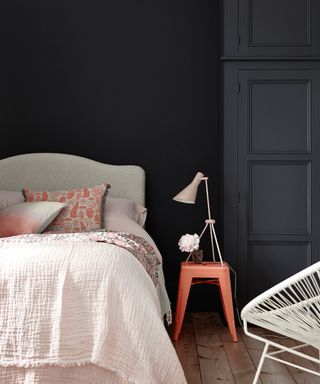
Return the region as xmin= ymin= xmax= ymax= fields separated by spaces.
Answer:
xmin=0 ymin=235 xmax=186 ymax=383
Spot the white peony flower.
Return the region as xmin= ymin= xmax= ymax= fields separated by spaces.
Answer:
xmin=178 ymin=233 xmax=200 ymax=253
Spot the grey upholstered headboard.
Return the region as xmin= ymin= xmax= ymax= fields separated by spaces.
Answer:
xmin=0 ymin=153 xmax=146 ymax=206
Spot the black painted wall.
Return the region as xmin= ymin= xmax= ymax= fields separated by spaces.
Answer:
xmin=0 ymin=1 xmax=219 ymax=309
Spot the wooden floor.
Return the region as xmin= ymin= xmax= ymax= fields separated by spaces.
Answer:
xmin=171 ymin=313 xmax=320 ymax=384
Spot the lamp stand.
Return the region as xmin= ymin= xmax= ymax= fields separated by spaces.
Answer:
xmin=186 ymin=177 xmax=224 ymax=265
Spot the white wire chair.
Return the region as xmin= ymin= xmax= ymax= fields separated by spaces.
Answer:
xmin=241 ymin=261 xmax=320 ymax=384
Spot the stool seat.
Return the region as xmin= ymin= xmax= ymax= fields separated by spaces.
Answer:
xmin=173 ymin=261 xmax=238 ymax=342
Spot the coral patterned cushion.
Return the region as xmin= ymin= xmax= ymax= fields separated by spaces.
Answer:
xmin=23 ymin=184 xmax=109 ymax=232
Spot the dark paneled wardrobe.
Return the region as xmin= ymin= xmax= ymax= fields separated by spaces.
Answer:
xmin=221 ymin=0 xmax=320 ymax=307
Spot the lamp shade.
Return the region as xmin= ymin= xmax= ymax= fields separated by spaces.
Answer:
xmin=173 ymin=172 xmax=204 ymax=204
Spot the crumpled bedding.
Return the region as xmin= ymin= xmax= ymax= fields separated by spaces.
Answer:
xmin=0 ymin=235 xmax=186 ymax=384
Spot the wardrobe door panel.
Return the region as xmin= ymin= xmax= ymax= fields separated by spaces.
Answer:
xmin=249 ymin=162 xmax=311 ymax=235
xmin=249 ymin=81 xmax=311 ymax=153
xmin=238 ymin=0 xmax=320 ymax=56
xmin=236 ymin=68 xmax=320 ymax=304
xmin=247 ymin=242 xmax=311 ymax=300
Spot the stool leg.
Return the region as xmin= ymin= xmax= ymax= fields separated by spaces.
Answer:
xmin=173 ymin=272 xmax=192 ymax=341
xmin=219 ymin=270 xmax=238 ymax=342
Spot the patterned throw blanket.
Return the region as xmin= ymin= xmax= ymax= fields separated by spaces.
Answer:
xmin=0 ymin=231 xmax=161 ymax=285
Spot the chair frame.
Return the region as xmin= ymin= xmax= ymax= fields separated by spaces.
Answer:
xmin=243 ymin=320 xmax=320 ymax=384
xmin=241 ymin=261 xmax=320 ymax=383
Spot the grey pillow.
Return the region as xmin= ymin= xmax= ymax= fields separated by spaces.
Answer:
xmin=104 ymin=197 xmax=147 ymax=228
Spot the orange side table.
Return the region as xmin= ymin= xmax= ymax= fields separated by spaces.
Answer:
xmin=173 ymin=261 xmax=238 ymax=342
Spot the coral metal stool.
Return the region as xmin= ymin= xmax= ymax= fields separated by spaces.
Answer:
xmin=173 ymin=261 xmax=238 ymax=342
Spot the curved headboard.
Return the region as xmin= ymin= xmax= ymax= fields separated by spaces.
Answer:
xmin=0 ymin=153 xmax=146 ymax=206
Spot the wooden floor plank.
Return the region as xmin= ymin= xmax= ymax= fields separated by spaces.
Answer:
xmin=192 ymin=312 xmax=236 ymax=384
xmin=172 ymin=313 xmax=202 ymax=384
xmin=212 ymin=313 xmax=262 ymax=384
xmin=173 ymin=313 xmax=319 ymax=384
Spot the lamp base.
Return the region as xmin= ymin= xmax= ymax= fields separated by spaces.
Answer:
xmin=198 ymin=218 xmax=224 ymax=265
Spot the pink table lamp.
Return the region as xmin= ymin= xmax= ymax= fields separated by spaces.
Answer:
xmin=173 ymin=172 xmax=224 ymax=265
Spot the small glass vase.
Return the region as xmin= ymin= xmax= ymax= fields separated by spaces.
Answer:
xmin=191 ymin=249 xmax=203 ymax=263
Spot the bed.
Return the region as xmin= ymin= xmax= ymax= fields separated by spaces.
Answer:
xmin=0 ymin=153 xmax=186 ymax=384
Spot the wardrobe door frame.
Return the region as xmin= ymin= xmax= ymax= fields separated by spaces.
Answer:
xmin=223 ymin=61 xmax=320 ymax=307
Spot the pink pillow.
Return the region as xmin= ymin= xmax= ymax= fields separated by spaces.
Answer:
xmin=23 ymin=184 xmax=109 ymax=232
xmin=0 ymin=202 xmax=66 ymax=237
